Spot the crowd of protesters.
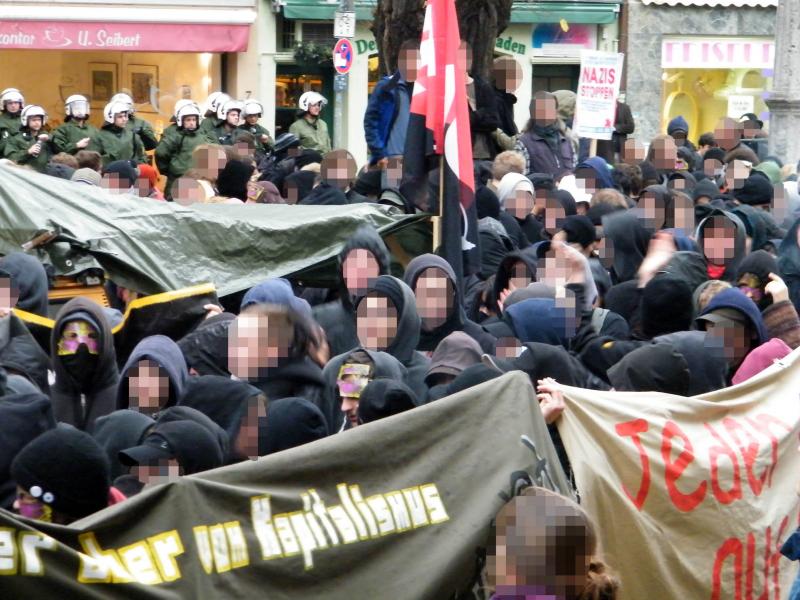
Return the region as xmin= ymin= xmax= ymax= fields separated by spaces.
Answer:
xmin=2 ymin=44 xmax=800 ymax=598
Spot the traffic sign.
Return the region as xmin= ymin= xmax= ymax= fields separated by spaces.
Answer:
xmin=333 ymin=38 xmax=354 ymax=75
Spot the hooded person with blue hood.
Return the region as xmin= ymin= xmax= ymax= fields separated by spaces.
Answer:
xmin=312 ymin=225 xmax=392 ymax=357
xmin=695 ymin=209 xmax=748 ymax=281
xmin=50 ymin=297 xmax=119 ymax=431
xmin=403 ymin=254 xmax=496 ymax=354
xmin=353 ymin=275 xmax=430 ymax=400
xmin=574 ymin=156 xmax=615 ymax=193
xmin=116 ymin=335 xmax=189 ymax=416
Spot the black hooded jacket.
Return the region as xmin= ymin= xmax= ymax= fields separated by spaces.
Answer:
xmin=603 ymin=210 xmax=653 ymax=284
xmin=264 ymin=397 xmax=328 ymax=455
xmin=313 ymin=225 xmax=391 ymax=357
xmin=403 ymin=254 xmax=496 ymax=354
xmin=116 ymin=335 xmax=189 ymax=411
xmin=298 ymin=181 xmax=349 ymax=206
xmin=50 ymin=297 xmax=119 ymax=431
xmin=779 ymin=218 xmax=800 ymax=313
xmin=92 ymin=409 xmax=155 ymax=480
xmin=0 ymin=313 xmax=50 ymax=393
xmin=177 ymin=313 xmax=234 ymax=377
xmin=490 ymin=247 xmax=540 ymax=314
xmin=695 ymin=209 xmax=748 ymax=282
xmin=0 ymin=252 xmax=49 ymax=317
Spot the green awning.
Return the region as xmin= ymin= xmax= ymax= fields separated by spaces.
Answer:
xmin=511 ymin=1 xmax=620 ymax=24
xmin=282 ymin=0 xmax=376 ymax=20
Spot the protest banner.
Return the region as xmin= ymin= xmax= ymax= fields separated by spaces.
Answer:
xmin=573 ymin=50 xmax=625 ymax=140
xmin=557 ymin=348 xmax=800 ymax=599
xmin=0 ymin=372 xmax=571 ymax=598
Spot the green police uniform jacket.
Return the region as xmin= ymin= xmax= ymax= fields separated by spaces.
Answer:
xmin=52 ymin=120 xmax=99 ymax=155
xmin=155 ymin=126 xmax=207 ymax=186
xmin=0 ymin=111 xmax=21 ymax=155
xmin=198 ymin=117 xmax=222 ymax=136
xmin=289 ymin=116 xmax=331 ymax=154
xmin=88 ymin=124 xmax=146 ymax=167
xmin=126 ymin=116 xmax=159 ymax=151
xmin=3 ymin=129 xmax=54 ymax=173
xmin=207 ymin=123 xmax=238 ymax=146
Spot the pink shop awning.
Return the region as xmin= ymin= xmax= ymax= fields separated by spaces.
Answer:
xmin=0 ymin=20 xmax=251 ymax=52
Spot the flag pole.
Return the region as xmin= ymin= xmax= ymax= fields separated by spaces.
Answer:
xmin=432 ymin=154 xmax=444 ymax=252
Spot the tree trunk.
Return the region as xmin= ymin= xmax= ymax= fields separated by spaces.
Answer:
xmin=371 ymin=0 xmax=513 ymax=79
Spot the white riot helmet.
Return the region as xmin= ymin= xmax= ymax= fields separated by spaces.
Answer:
xmin=0 ymin=88 xmax=25 ymax=111
xmin=298 ymin=91 xmax=327 ymax=112
xmin=204 ymin=92 xmax=231 ymax=116
xmin=64 ymin=94 xmax=90 ymax=119
xmin=110 ymin=92 xmax=134 ymax=115
xmin=103 ymin=101 xmax=131 ymax=124
xmin=217 ymin=99 xmax=244 ymax=121
xmin=243 ymin=100 xmax=264 ymax=117
xmin=176 ymin=102 xmax=202 ymax=128
xmin=20 ymin=105 xmax=47 ymax=128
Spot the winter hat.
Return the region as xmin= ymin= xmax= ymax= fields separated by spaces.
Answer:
xmin=552 ymin=189 xmax=578 ymax=216
xmin=476 ymin=185 xmax=501 ymax=219
xmin=45 ymin=162 xmax=75 ymax=180
xmin=560 ymin=215 xmax=596 ymax=248
xmin=264 ymin=397 xmax=328 ymax=454
xmin=294 ymin=149 xmax=323 ymax=170
xmin=241 ymin=277 xmax=312 ymax=318
xmin=734 ymin=172 xmax=774 ymax=206
xmin=667 ymin=116 xmax=689 ymax=136
xmin=103 ymin=160 xmax=138 ymax=188
xmin=357 ymin=378 xmax=418 ymax=424
xmin=496 ymin=172 xmax=534 ymax=207
xmin=586 ymin=202 xmax=623 ymax=226
xmin=216 ymin=159 xmax=254 ymax=201
xmin=11 ymin=424 xmax=110 ymax=520
xmin=735 ymin=249 xmax=778 ymax=284
xmin=640 ymin=275 xmax=694 ymax=338
xmin=608 ymin=342 xmax=691 ymax=395
xmin=704 ymin=148 xmax=726 ymax=163
xmin=753 ymin=161 xmax=782 ymax=185
xmin=692 ymin=179 xmax=720 ymax=203
xmin=71 ymin=167 xmax=102 ymax=186
xmin=137 ymin=163 xmax=159 ymax=188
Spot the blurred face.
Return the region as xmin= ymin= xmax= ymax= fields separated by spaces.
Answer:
xmin=495 ymin=337 xmax=523 ymax=359
xmin=398 ymin=46 xmax=420 ymax=82
xmin=623 ymin=139 xmax=646 ymax=165
xmin=725 ymin=160 xmax=751 ymax=191
xmin=574 ymin=168 xmax=597 ymax=195
xmin=705 ymin=319 xmax=751 ymax=368
xmin=132 ymin=459 xmax=183 ymax=487
xmin=714 ymin=118 xmax=741 ymax=151
xmin=650 ymin=137 xmax=677 ymax=170
xmin=542 ymin=195 xmax=566 ymax=235
xmin=0 ymin=277 xmax=19 ymax=309
xmin=321 ymin=150 xmax=357 ymax=190
xmin=128 ymin=359 xmax=169 ymax=415
xmin=342 ymin=249 xmax=380 ymax=296
xmin=415 ymin=269 xmax=453 ymax=330
xmin=702 ymin=216 xmax=736 ymax=265
xmin=228 ymin=312 xmax=294 ymax=380
xmin=532 ymin=97 xmax=558 ymax=126
xmin=356 ymin=293 xmax=398 ymax=351
xmin=638 ymin=190 xmax=666 ymax=230
xmin=493 ymin=57 xmax=522 ymax=94
xmin=235 ymin=396 xmax=267 ymax=460
xmin=114 ymin=112 xmax=129 ymax=127
xmin=173 ymin=177 xmax=206 ymax=205
xmin=508 ymin=261 xmax=534 ymax=290
xmin=182 ymin=115 xmax=198 ymax=131
xmin=704 ymin=158 xmax=724 ymax=178
xmin=193 ymin=147 xmax=227 ymax=181
xmin=506 ymin=185 xmax=534 ymax=220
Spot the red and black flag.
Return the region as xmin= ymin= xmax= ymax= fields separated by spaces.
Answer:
xmin=400 ymin=0 xmax=480 ymax=284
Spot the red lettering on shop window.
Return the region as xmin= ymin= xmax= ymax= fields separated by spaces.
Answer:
xmin=661 ymin=421 xmax=707 ymax=512
xmin=615 ymin=419 xmax=651 ymax=510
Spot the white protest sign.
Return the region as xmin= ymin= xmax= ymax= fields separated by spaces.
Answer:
xmin=573 ymin=50 xmax=625 ymax=141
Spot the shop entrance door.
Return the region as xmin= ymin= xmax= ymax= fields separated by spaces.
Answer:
xmin=532 ymin=65 xmax=580 ymax=94
xmin=274 ymin=65 xmax=334 ymax=139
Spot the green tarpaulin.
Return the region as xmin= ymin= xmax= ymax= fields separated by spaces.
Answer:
xmin=0 ymin=165 xmax=428 ymax=297
xmin=0 ymin=372 xmax=571 ymax=598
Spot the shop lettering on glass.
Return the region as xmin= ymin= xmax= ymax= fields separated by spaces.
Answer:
xmin=615 ymin=413 xmax=795 ymax=599
xmin=495 ymin=36 xmax=526 ymax=56
xmin=661 ymin=37 xmax=775 ymax=70
xmin=0 ymin=24 xmax=142 ymax=49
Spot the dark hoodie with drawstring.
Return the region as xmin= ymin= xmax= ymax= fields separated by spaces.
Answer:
xmin=489 ymin=247 xmax=540 ymax=316
xmin=50 ymin=297 xmax=119 ymax=431
xmin=695 ymin=209 xmax=747 ymax=282
xmin=313 ymin=225 xmax=392 ymax=357
xmin=575 ymin=156 xmax=615 ymax=190
xmin=116 ymin=335 xmax=189 ymax=412
xmin=320 ymin=347 xmax=408 ymax=433
xmin=298 ymin=181 xmax=349 ymax=206
xmin=0 ymin=312 xmax=50 ymax=394
xmin=602 ymin=210 xmax=653 ymax=284
xmin=403 ymin=254 xmax=496 ymax=354
xmin=0 ymin=253 xmax=49 ymax=317
xmin=92 ymin=409 xmax=155 ymax=480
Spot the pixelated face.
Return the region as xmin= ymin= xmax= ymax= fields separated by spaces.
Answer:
xmin=398 ymin=46 xmax=420 ymax=82
xmin=101 ymin=173 xmax=131 ymax=193
xmin=182 ymin=115 xmax=198 ymax=131
xmin=668 ymin=177 xmax=687 ymax=192
xmin=127 ymin=359 xmax=169 ymax=415
xmin=507 ymin=186 xmax=534 ymax=220
xmin=384 ymin=156 xmax=403 ymax=188
xmin=57 ymin=320 xmax=99 ymax=356
xmin=622 ymin=139 xmax=646 ymax=165
xmin=343 ymin=248 xmax=380 ymax=296
xmin=193 ymin=147 xmax=227 ymax=180
xmin=495 ymin=337 xmax=523 ymax=359
xmin=285 ymin=179 xmax=300 ymax=205
xmin=173 ymin=177 xmax=206 ymax=206
xmin=415 ymin=268 xmax=453 ymax=330
xmin=637 ymin=190 xmax=666 ymax=230
xmin=458 ymin=41 xmax=473 ymax=72
xmin=651 ymin=137 xmax=677 ymax=170
xmin=235 ymin=395 xmax=268 ymax=460
xmin=226 ymin=110 xmax=241 ymax=127
xmin=672 ymin=194 xmax=695 ymax=235
xmin=233 ymin=141 xmax=254 ymax=159
xmin=532 ymin=97 xmax=558 ymax=125
xmin=542 ymin=195 xmax=566 ymax=235
xmin=595 ymin=228 xmax=614 ymax=269
xmin=741 ymin=119 xmax=760 ymax=138
xmin=321 ymin=150 xmax=357 ymax=190
xmin=706 ymin=319 xmax=750 ymax=367
xmin=356 ymin=292 xmax=398 ymax=351
xmin=574 ymin=168 xmax=597 ymax=194
xmin=670 ymin=130 xmax=687 ymax=147
xmin=493 ymin=57 xmax=522 ymax=94
xmin=508 ymin=261 xmax=534 ymax=290
xmin=725 ymin=160 xmax=751 ymax=191
xmin=132 ymin=458 xmax=183 ymax=486
xmin=704 ymin=158 xmax=724 ymax=178
xmin=5 ymin=101 xmax=21 ymax=114
xmin=228 ymin=312 xmax=294 ymax=379
xmin=0 ymin=276 xmax=18 ymax=310
xmin=538 ymin=247 xmax=570 ymax=288
xmin=245 ymin=114 xmax=260 ymax=125
xmin=772 ymin=184 xmax=786 ymax=221
xmin=702 ymin=216 xmax=736 ymax=265
xmin=714 ymin=118 xmax=741 ymax=151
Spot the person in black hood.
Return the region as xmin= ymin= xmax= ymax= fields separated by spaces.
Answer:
xmin=264 ymin=397 xmax=328 ymax=454
xmin=0 ymin=310 xmax=50 ymax=393
xmin=298 ymin=180 xmax=349 ymax=205
xmin=602 ymin=210 xmax=653 ymax=283
xmin=403 ymin=254 xmax=496 ymax=354
xmin=322 ymin=346 xmax=408 ymax=432
xmin=607 ymin=342 xmax=691 ymax=396
xmin=50 ymin=297 xmax=119 ymax=431
xmin=92 ymin=409 xmax=155 ymax=481
xmin=216 ymin=158 xmax=254 ymax=201
xmin=779 ymin=218 xmax=800 ymax=313
xmin=228 ymin=303 xmax=325 ymax=406
xmin=0 ymin=253 xmax=49 ymax=317
xmin=653 ymin=330 xmax=728 ymax=395
xmin=284 ymin=170 xmax=317 ymax=204
xmin=0 ymin=369 xmax=55 ymax=510
xmin=695 ymin=209 xmax=747 ymax=282
xmin=116 ymin=335 xmax=188 ymax=415
xmin=313 ymin=225 xmax=391 ymax=357
xmin=178 ymin=375 xmax=267 ymax=462
xmin=735 ymin=250 xmax=778 ymax=311
xmin=731 ymin=204 xmax=770 ymax=254
xmin=357 ymin=378 xmax=418 ymax=424
xmin=354 ymin=275 xmax=430 ymax=400
xmin=177 ymin=312 xmax=235 ymax=377
xmin=490 ymin=247 xmax=540 ymax=316
xmin=425 ymin=331 xmax=484 ymax=402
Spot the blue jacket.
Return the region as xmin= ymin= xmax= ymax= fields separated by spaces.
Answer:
xmin=363 ymin=72 xmax=408 ymax=164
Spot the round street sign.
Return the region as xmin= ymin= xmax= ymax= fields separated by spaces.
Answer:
xmin=333 ymin=38 xmax=354 ymax=75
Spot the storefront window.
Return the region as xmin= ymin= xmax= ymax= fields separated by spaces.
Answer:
xmin=0 ymin=50 xmax=220 ymax=136
xmin=368 ymin=55 xmax=380 ymax=95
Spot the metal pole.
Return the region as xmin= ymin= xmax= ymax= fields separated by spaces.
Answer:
xmin=333 ymin=0 xmax=355 ymax=150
